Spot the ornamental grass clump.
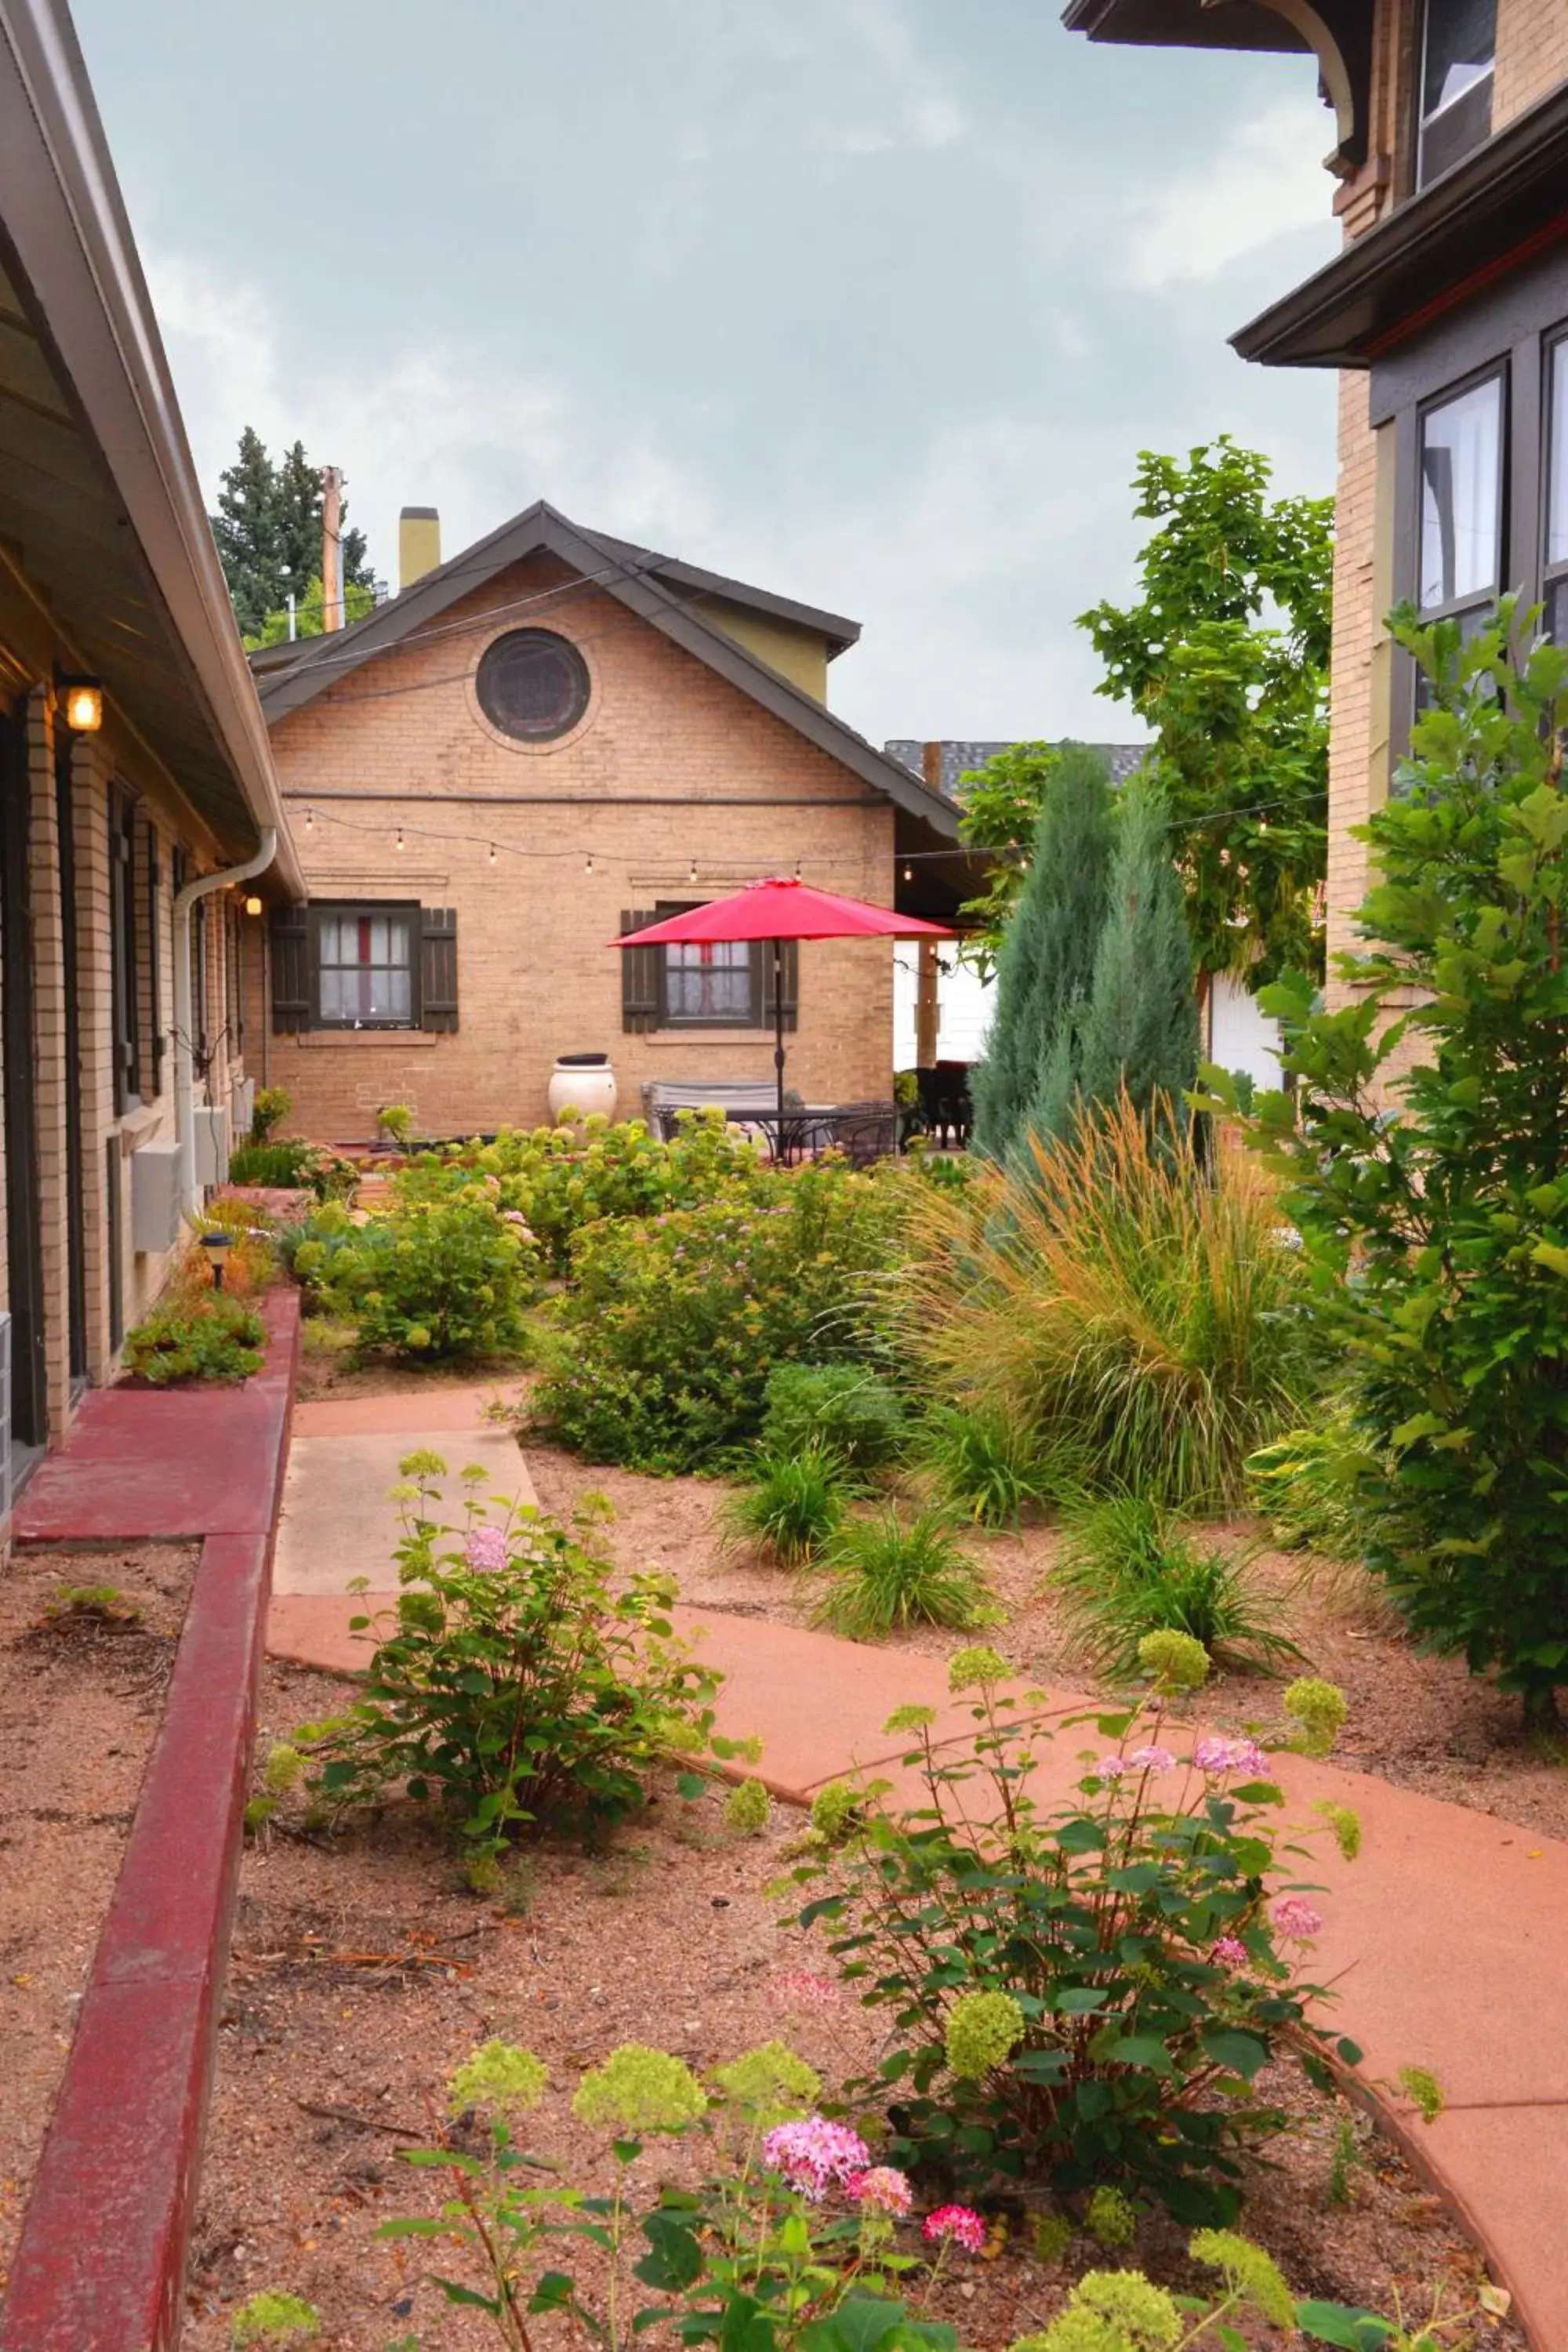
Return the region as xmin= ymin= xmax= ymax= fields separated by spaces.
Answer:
xmin=902 ymin=1088 xmax=1316 ymax=1510
xmin=289 ymin=1457 xmax=728 ymax=1858
xmin=721 ymin=1440 xmax=850 ymax=1566
xmin=789 ymin=1671 xmax=1359 ymax=2223
xmin=1053 ymin=1490 xmax=1301 ymax=1679
xmin=811 ymin=1503 xmax=997 ymax=1639
xmin=914 ymin=1400 xmax=1076 ymax=1528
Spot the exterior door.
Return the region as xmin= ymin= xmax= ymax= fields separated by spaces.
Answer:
xmin=0 ymin=698 xmax=47 ymax=1457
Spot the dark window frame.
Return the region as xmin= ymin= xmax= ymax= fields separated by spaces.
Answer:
xmin=107 ymin=787 xmax=140 ymax=1116
xmin=475 ymin=628 xmax=591 ymax=742
xmin=1415 ymin=0 xmax=1496 ymax=190
xmin=1415 ymin=359 xmax=1508 ymax=627
xmin=653 ymin=900 xmax=766 ymax=1029
xmin=1541 ymin=327 xmax=1568 ymax=642
xmin=310 ymin=898 xmax=423 ymax=1031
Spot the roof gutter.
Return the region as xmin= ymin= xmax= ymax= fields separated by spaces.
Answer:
xmin=0 ymin=0 xmax=305 ymax=898
xmin=172 ymin=831 xmax=276 ymax=1220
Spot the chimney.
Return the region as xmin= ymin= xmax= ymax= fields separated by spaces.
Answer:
xmin=399 ymin=506 xmax=441 ymax=593
xmin=921 ymin=741 xmax=945 ymax=793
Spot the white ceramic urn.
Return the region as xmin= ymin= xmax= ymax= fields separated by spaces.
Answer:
xmin=547 ymin=1054 xmax=618 ymax=1121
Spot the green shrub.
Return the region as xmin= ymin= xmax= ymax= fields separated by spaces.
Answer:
xmin=296 ymin=1459 xmax=724 ymax=1857
xmin=401 ymin=1108 xmax=765 ymax=1271
xmin=1199 ymin=607 xmax=1568 ymax=1722
xmin=532 ymin=1160 xmax=908 ymax=1472
xmin=249 ymin=1085 xmax=291 ymax=1145
xmin=229 ymin=1138 xmax=358 ymax=1200
xmin=1053 ymin=1490 xmax=1299 ymax=1679
xmin=916 ymin=1401 xmax=1074 ymax=1528
xmin=789 ymin=1672 xmax=1358 ymax=2224
xmin=759 ymin=1361 xmax=905 ymax=1471
xmin=1245 ymin=1411 xmax=1385 ymax=1559
xmin=294 ymin=1196 xmax=538 ymax=1360
xmin=905 ymin=1088 xmax=1316 ymax=1510
xmin=721 ymin=1441 xmax=848 ymax=1566
xmin=811 ymin=1503 xmax=995 ymax=1639
xmin=123 ymin=1293 xmax=265 ymax=1385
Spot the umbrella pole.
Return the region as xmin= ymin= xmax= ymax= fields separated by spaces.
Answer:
xmin=772 ymin=937 xmax=786 ymax=1149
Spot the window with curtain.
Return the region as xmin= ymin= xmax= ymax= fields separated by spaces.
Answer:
xmin=315 ymin=906 xmax=417 ymax=1028
xmin=1419 ymin=373 xmax=1503 ymax=622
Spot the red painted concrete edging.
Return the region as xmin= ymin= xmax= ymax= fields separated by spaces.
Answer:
xmin=0 ymin=1290 xmax=299 ymax=2352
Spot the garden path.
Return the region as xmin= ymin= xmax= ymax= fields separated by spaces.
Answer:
xmin=265 ymin=1406 xmax=1568 ymax=2352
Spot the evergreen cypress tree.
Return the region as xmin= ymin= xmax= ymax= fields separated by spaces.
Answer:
xmin=970 ymin=743 xmax=1114 ymax=1163
xmin=1076 ymin=772 xmax=1198 ymax=1124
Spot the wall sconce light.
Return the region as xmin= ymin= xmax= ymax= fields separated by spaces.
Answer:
xmin=243 ymin=895 xmax=263 ymax=916
xmin=59 ymin=674 xmax=103 ymax=733
xmin=198 ymin=1226 xmax=233 ymax=1293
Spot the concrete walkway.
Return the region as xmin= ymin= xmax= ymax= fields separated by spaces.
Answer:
xmin=264 ymin=1411 xmax=1567 ymax=2350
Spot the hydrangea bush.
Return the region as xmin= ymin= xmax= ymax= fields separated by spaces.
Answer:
xmin=287 ymin=1458 xmax=732 ymax=1857
xmin=292 ymin=1194 xmax=539 ymax=1359
xmin=789 ymin=1643 xmax=1359 ymax=2224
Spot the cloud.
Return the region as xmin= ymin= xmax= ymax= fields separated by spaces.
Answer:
xmin=146 ymin=249 xmax=715 ymax=586
xmin=1120 ymin=100 xmax=1334 ymax=287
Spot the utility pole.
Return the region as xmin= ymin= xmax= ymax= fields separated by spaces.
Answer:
xmin=914 ymin=741 xmax=945 ymax=1067
xmin=321 ymin=464 xmax=343 ymax=633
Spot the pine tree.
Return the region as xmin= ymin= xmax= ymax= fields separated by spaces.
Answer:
xmin=1076 ymin=773 xmax=1198 ymax=1125
xmin=209 ymin=427 xmax=374 ymax=640
xmin=970 ymin=743 xmax=1114 ymax=1163
xmin=210 ymin=426 xmax=281 ymax=638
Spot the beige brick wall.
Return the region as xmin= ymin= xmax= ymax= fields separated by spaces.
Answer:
xmin=257 ymin=556 xmax=898 ymax=1140
xmin=1494 ymin=0 xmax=1568 ymax=125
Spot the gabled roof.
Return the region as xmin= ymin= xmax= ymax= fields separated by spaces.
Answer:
xmin=254 ymin=499 xmax=956 ymax=838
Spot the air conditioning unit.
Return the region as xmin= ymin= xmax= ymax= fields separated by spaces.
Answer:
xmin=193 ymin=1105 xmax=230 ymax=1188
xmin=130 ymin=1141 xmax=183 ymax=1254
xmin=231 ymin=1075 xmax=256 ymax=1143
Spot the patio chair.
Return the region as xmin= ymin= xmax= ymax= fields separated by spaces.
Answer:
xmin=641 ymin=1080 xmax=782 ymax=1139
xmin=821 ymin=1100 xmax=899 ymax=1167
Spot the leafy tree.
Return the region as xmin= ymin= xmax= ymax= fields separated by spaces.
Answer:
xmin=209 ymin=427 xmax=373 ymax=639
xmin=1200 ymin=602 xmax=1568 ymax=1722
xmin=1080 ymin=436 xmax=1333 ymax=1000
xmin=969 ymin=744 xmax=1112 ymax=1163
xmin=954 ymin=741 xmax=1071 ymax=976
xmin=247 ymin=575 xmax=376 ymax=650
xmin=1076 ymin=772 xmax=1198 ymax=1125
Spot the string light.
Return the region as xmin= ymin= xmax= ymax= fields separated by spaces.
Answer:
xmin=395 ymin=825 xmax=404 ymax=849
xmin=585 ymin=853 xmax=593 ymax=875
xmin=304 ymin=808 xmax=314 ymax=832
xmin=488 ymin=843 xmax=497 ymax=865
xmin=688 ymin=855 xmax=698 ymax=884
xmin=793 ymin=857 xmax=802 ymax=880
xmin=902 ymin=864 xmax=913 ymax=882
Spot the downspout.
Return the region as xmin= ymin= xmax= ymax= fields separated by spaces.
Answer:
xmin=173 ymin=829 xmax=277 ymax=1218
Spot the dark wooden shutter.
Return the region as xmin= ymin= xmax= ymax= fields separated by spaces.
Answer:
xmin=270 ymin=904 xmax=311 ymax=1032
xmin=420 ymin=906 xmax=459 ymax=1032
xmin=760 ymin=938 xmax=800 ymax=1034
xmin=142 ymin=818 xmax=163 ymax=1098
xmin=620 ymin=909 xmax=661 ymax=1033
xmin=108 ymin=798 xmax=136 ymax=1112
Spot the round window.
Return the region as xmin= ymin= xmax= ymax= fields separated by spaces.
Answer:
xmin=474 ymin=628 xmax=590 ymax=741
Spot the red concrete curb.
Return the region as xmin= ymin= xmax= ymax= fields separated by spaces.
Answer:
xmin=0 ymin=1290 xmax=299 ymax=2352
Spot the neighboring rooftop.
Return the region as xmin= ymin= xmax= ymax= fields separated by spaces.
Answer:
xmin=884 ymin=739 xmax=1148 ymax=797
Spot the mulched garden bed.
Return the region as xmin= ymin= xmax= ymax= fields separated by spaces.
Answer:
xmin=0 ymin=1539 xmax=198 ymax=2286
xmin=183 ymin=1653 xmax=1523 ymax=2350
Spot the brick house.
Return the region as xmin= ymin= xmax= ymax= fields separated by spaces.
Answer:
xmin=249 ymin=504 xmax=965 ymax=1141
xmin=1065 ymin=0 xmax=1568 ymax=993
xmin=0 ymin=0 xmax=303 ymax=1488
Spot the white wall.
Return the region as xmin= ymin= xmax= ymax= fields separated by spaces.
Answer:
xmin=895 ymin=955 xmax=1281 ymax=1088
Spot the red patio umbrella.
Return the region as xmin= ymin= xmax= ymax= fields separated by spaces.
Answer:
xmin=612 ymin=877 xmax=954 ymax=1130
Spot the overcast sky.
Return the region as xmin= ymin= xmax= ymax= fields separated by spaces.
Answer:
xmin=74 ymin=0 xmax=1340 ymax=746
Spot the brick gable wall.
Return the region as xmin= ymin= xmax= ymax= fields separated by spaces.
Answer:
xmin=254 ymin=554 xmax=897 ymax=1140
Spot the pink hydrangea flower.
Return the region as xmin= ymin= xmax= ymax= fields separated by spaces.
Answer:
xmin=1272 ymin=1897 xmax=1324 ymax=1940
xmin=761 ymin=2118 xmax=872 ymax=2200
xmin=1089 ymin=1755 xmax=1127 ymax=1780
xmin=774 ymin=1970 xmax=842 ymax=2010
xmin=845 ymin=2166 xmax=913 ymax=2218
xmin=1126 ymin=1745 xmax=1177 ymax=1774
xmin=922 ymin=2204 xmax=987 ymax=2254
xmin=1210 ymin=1935 xmax=1250 ymax=1971
xmin=1192 ymin=1736 xmax=1268 ymax=1780
xmin=463 ymin=1526 xmax=510 ymax=1571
